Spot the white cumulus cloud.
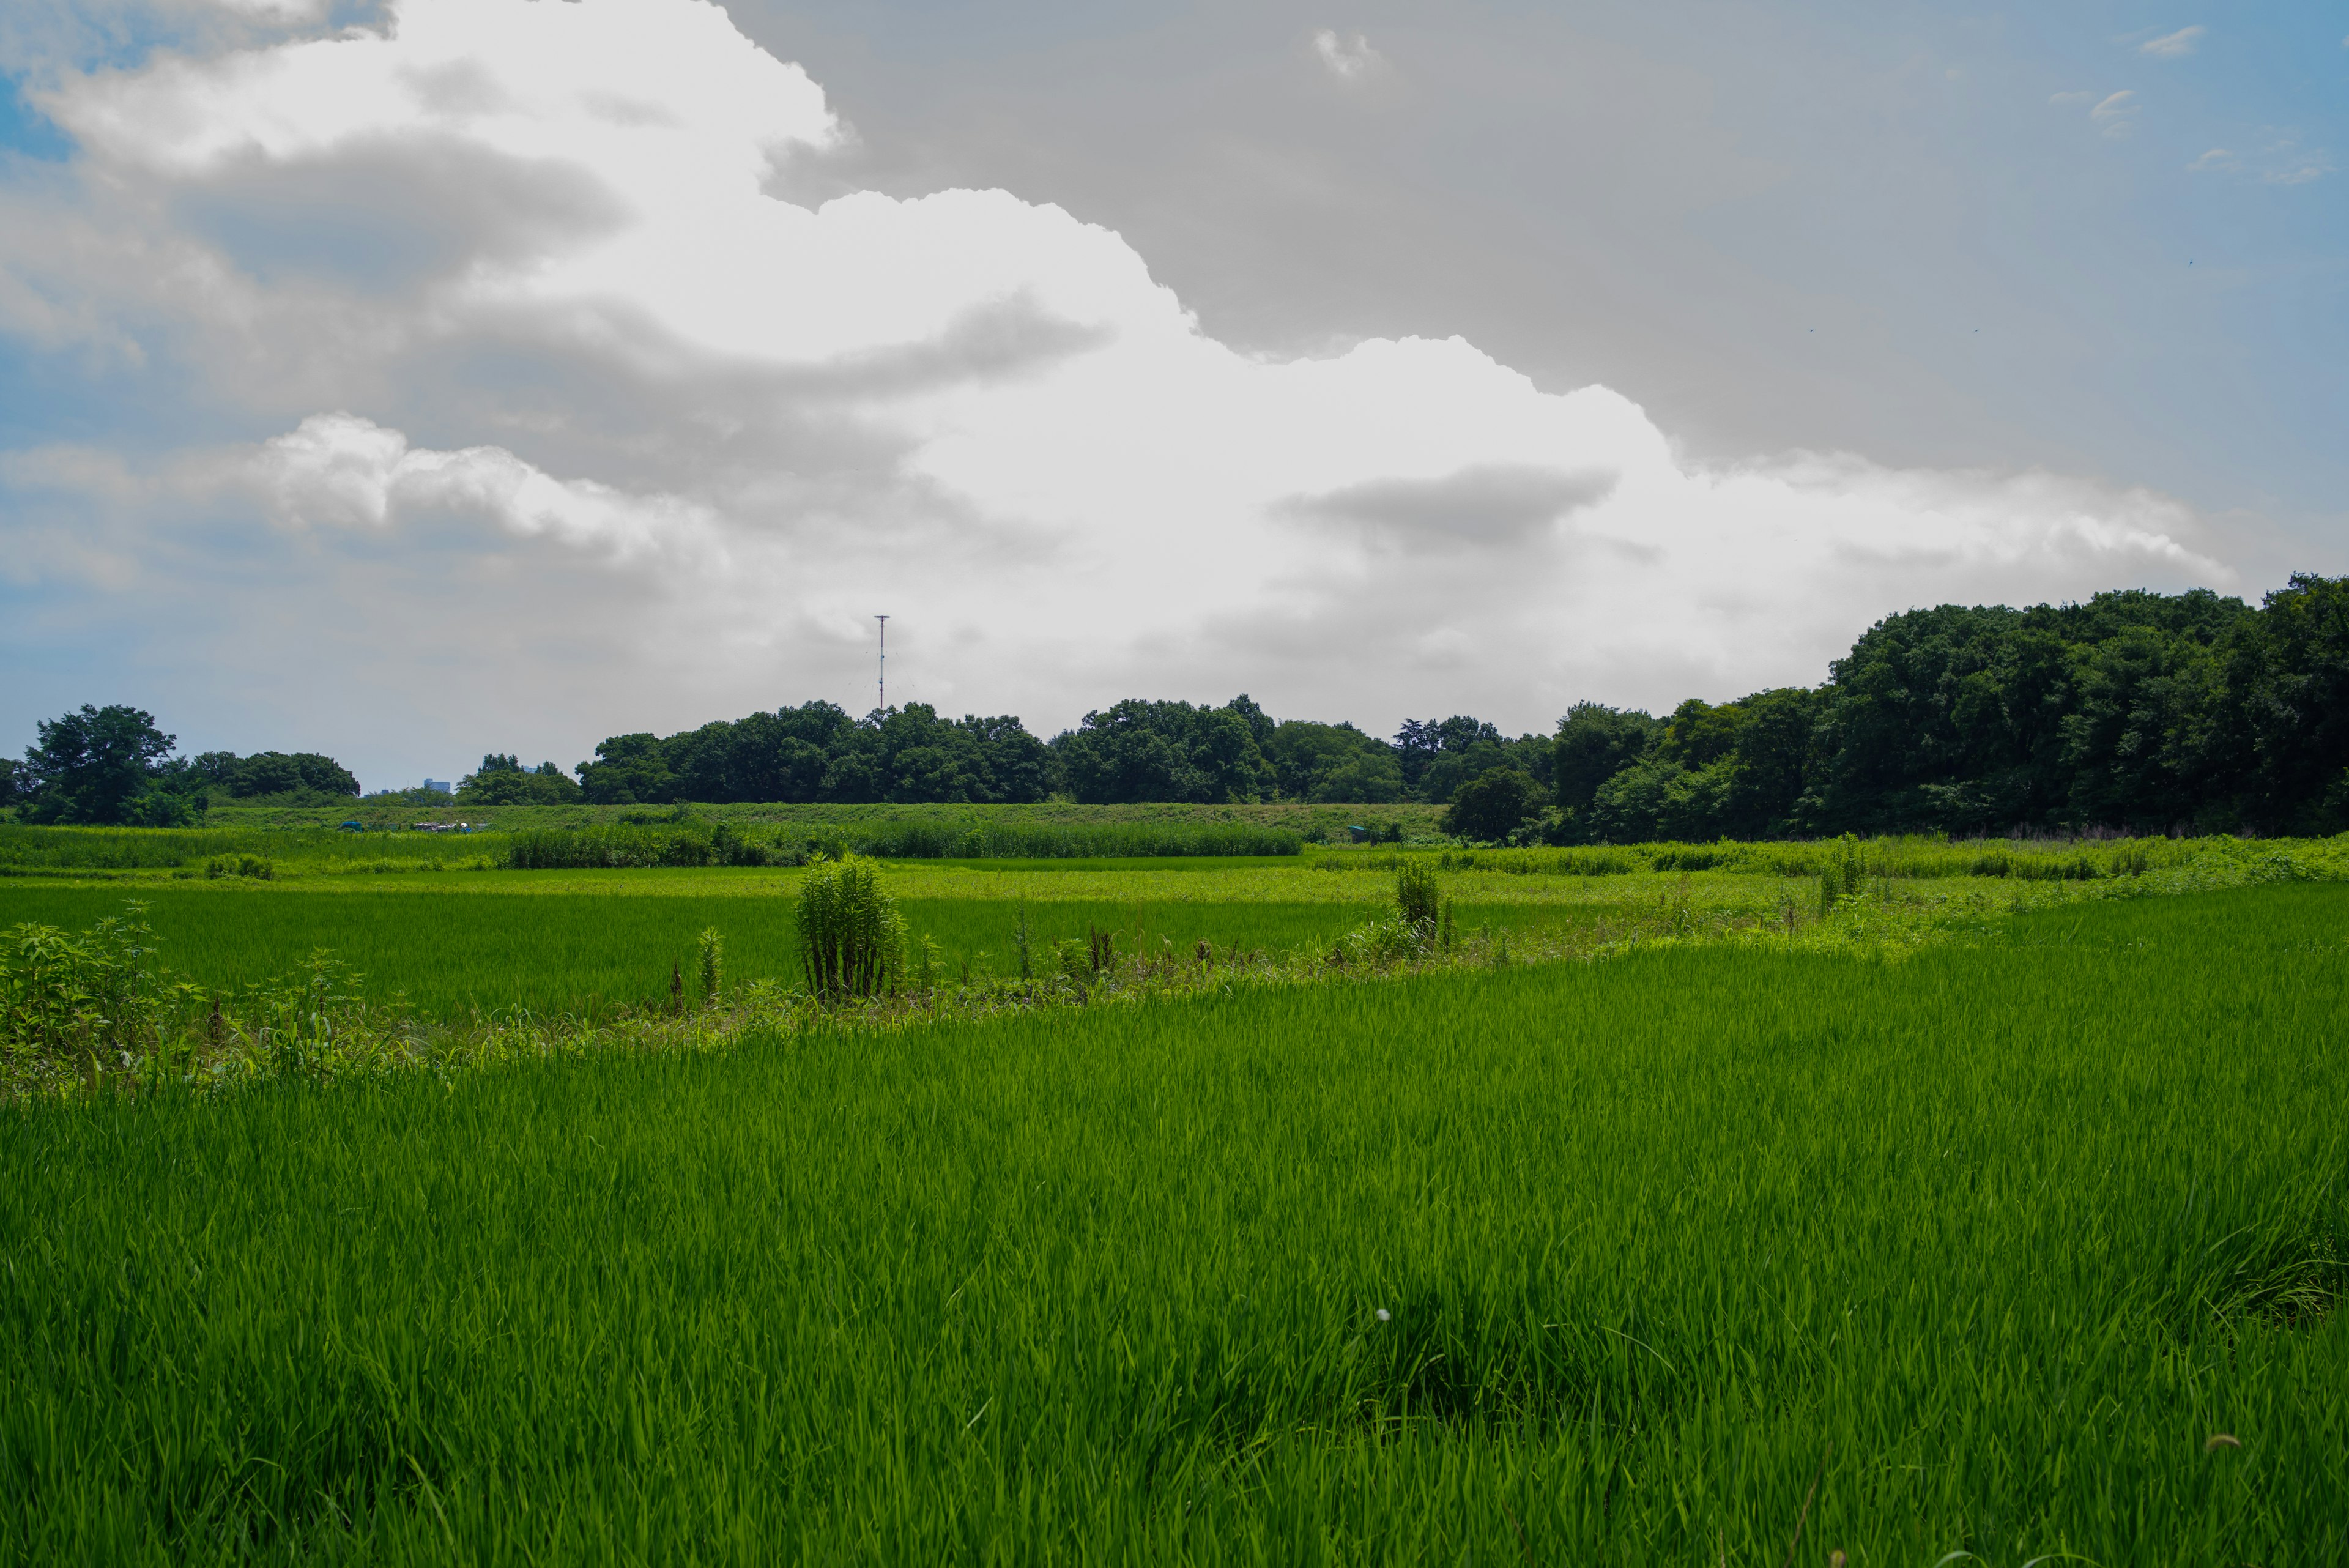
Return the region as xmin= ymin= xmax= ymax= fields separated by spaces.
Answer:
xmin=0 ymin=0 xmax=2244 ymax=778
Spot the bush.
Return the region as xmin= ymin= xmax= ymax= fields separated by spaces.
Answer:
xmin=204 ymin=854 xmax=275 ymax=880
xmin=796 ymin=856 xmax=904 ymax=1000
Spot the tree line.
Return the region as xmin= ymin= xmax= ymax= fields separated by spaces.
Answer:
xmin=7 ymin=574 xmax=2343 ymax=838
xmin=1547 ymin=574 xmax=2349 ymax=842
xmin=550 ymin=697 xmax=1554 ymax=812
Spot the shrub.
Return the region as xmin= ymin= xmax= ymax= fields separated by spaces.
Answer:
xmin=204 ymin=854 xmax=275 ymax=880
xmin=796 ymin=856 xmax=904 ymax=1000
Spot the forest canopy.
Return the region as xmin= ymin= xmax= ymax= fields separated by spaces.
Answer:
xmin=12 ymin=575 xmax=2346 ymax=838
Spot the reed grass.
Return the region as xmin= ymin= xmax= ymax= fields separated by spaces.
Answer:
xmin=796 ymin=855 xmax=905 ymax=999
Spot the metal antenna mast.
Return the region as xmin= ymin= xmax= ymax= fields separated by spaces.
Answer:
xmin=874 ymin=615 xmax=890 ymax=712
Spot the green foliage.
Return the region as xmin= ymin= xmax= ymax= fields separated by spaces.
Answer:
xmin=1440 ymin=767 xmax=1545 ymax=842
xmin=203 ymin=854 xmax=274 ymax=880
xmin=796 ymin=855 xmax=905 ymax=999
xmin=1 ymin=907 xmax=188 ymax=1082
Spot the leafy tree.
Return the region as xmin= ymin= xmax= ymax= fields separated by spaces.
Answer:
xmin=458 ymin=759 xmax=582 ymax=806
xmin=2226 ymin=572 xmax=2349 ymax=833
xmin=577 ymin=733 xmax=676 ymax=804
xmin=1554 ymin=704 xmax=1660 ymax=820
xmin=1442 ymin=767 xmax=1545 ymax=842
xmin=1266 ymin=721 xmax=1401 ymax=802
xmin=1312 ymin=750 xmax=1404 ymax=804
xmin=1396 ymin=713 xmax=1551 ymax=804
xmin=18 ymin=705 xmax=183 ymax=826
xmin=0 ymin=757 xmax=19 ymax=809
xmin=1053 ymin=699 xmax=1274 ymax=804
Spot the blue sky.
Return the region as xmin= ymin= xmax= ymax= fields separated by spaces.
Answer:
xmin=1 ymin=0 xmax=2342 ymax=785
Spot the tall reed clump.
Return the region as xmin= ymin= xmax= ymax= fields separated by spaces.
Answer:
xmin=796 ymin=855 xmax=904 ymax=1000
xmin=1395 ymin=858 xmax=1444 ymax=941
xmin=696 ymin=927 xmax=724 ymax=1008
xmin=1817 ymin=832 xmax=1867 ymax=916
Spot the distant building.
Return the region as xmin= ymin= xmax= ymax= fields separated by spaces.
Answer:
xmin=422 ymin=779 xmax=453 ymax=795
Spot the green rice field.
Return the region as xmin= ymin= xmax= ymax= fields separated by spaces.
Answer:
xmin=2 ymin=833 xmax=2345 ymax=1562
xmin=0 ymin=879 xmax=1407 ymax=1017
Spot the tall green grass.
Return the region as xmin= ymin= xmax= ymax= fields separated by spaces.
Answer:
xmin=2 ymin=885 xmax=2342 ymax=1562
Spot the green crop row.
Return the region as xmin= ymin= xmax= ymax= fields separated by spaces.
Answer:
xmin=3 ymin=885 xmax=2342 ymax=1562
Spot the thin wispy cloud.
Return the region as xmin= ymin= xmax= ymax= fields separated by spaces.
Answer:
xmin=1312 ymin=30 xmax=1383 ymax=81
xmin=2090 ymin=91 xmax=2140 ymax=137
xmin=2186 ymin=136 xmax=2331 ymax=184
xmin=2139 ymin=26 xmax=2205 ymax=59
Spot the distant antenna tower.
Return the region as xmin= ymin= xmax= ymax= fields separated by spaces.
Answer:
xmin=874 ymin=614 xmax=890 ymax=712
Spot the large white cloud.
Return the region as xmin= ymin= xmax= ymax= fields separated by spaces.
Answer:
xmin=0 ymin=0 xmax=2235 ymax=780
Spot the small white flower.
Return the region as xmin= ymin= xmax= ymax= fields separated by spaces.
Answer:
xmin=1375 ymin=1309 xmax=1391 ymax=1322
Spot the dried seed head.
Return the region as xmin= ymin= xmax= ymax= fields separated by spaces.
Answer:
xmin=2205 ymin=1433 xmax=2241 ymax=1451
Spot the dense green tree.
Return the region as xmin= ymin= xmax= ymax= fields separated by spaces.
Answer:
xmin=17 ymin=705 xmax=188 ymax=826
xmin=459 ymin=758 xmax=582 ymax=806
xmin=0 ymin=757 xmax=20 ymax=808
xmin=2225 ymin=572 xmax=2349 ymax=833
xmin=576 ymin=733 xmax=675 ymax=804
xmin=1052 ymin=699 xmax=1274 ymax=804
xmin=577 ymin=702 xmax=1056 ymax=807
xmin=1266 ymin=721 xmax=1401 ymax=802
xmin=1395 ymin=715 xmax=1552 ymax=804
xmin=211 ymin=751 xmax=362 ymax=799
xmin=1554 ymin=704 xmax=1660 ymax=820
xmin=1441 ymin=767 xmax=1545 ymax=842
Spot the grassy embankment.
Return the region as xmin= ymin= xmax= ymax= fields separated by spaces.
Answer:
xmin=3 ymin=885 xmax=2342 ymax=1562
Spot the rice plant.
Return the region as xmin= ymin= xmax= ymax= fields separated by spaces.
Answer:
xmin=4 ymin=884 xmax=2344 ymax=1561
xmin=796 ymin=855 xmax=905 ymax=998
